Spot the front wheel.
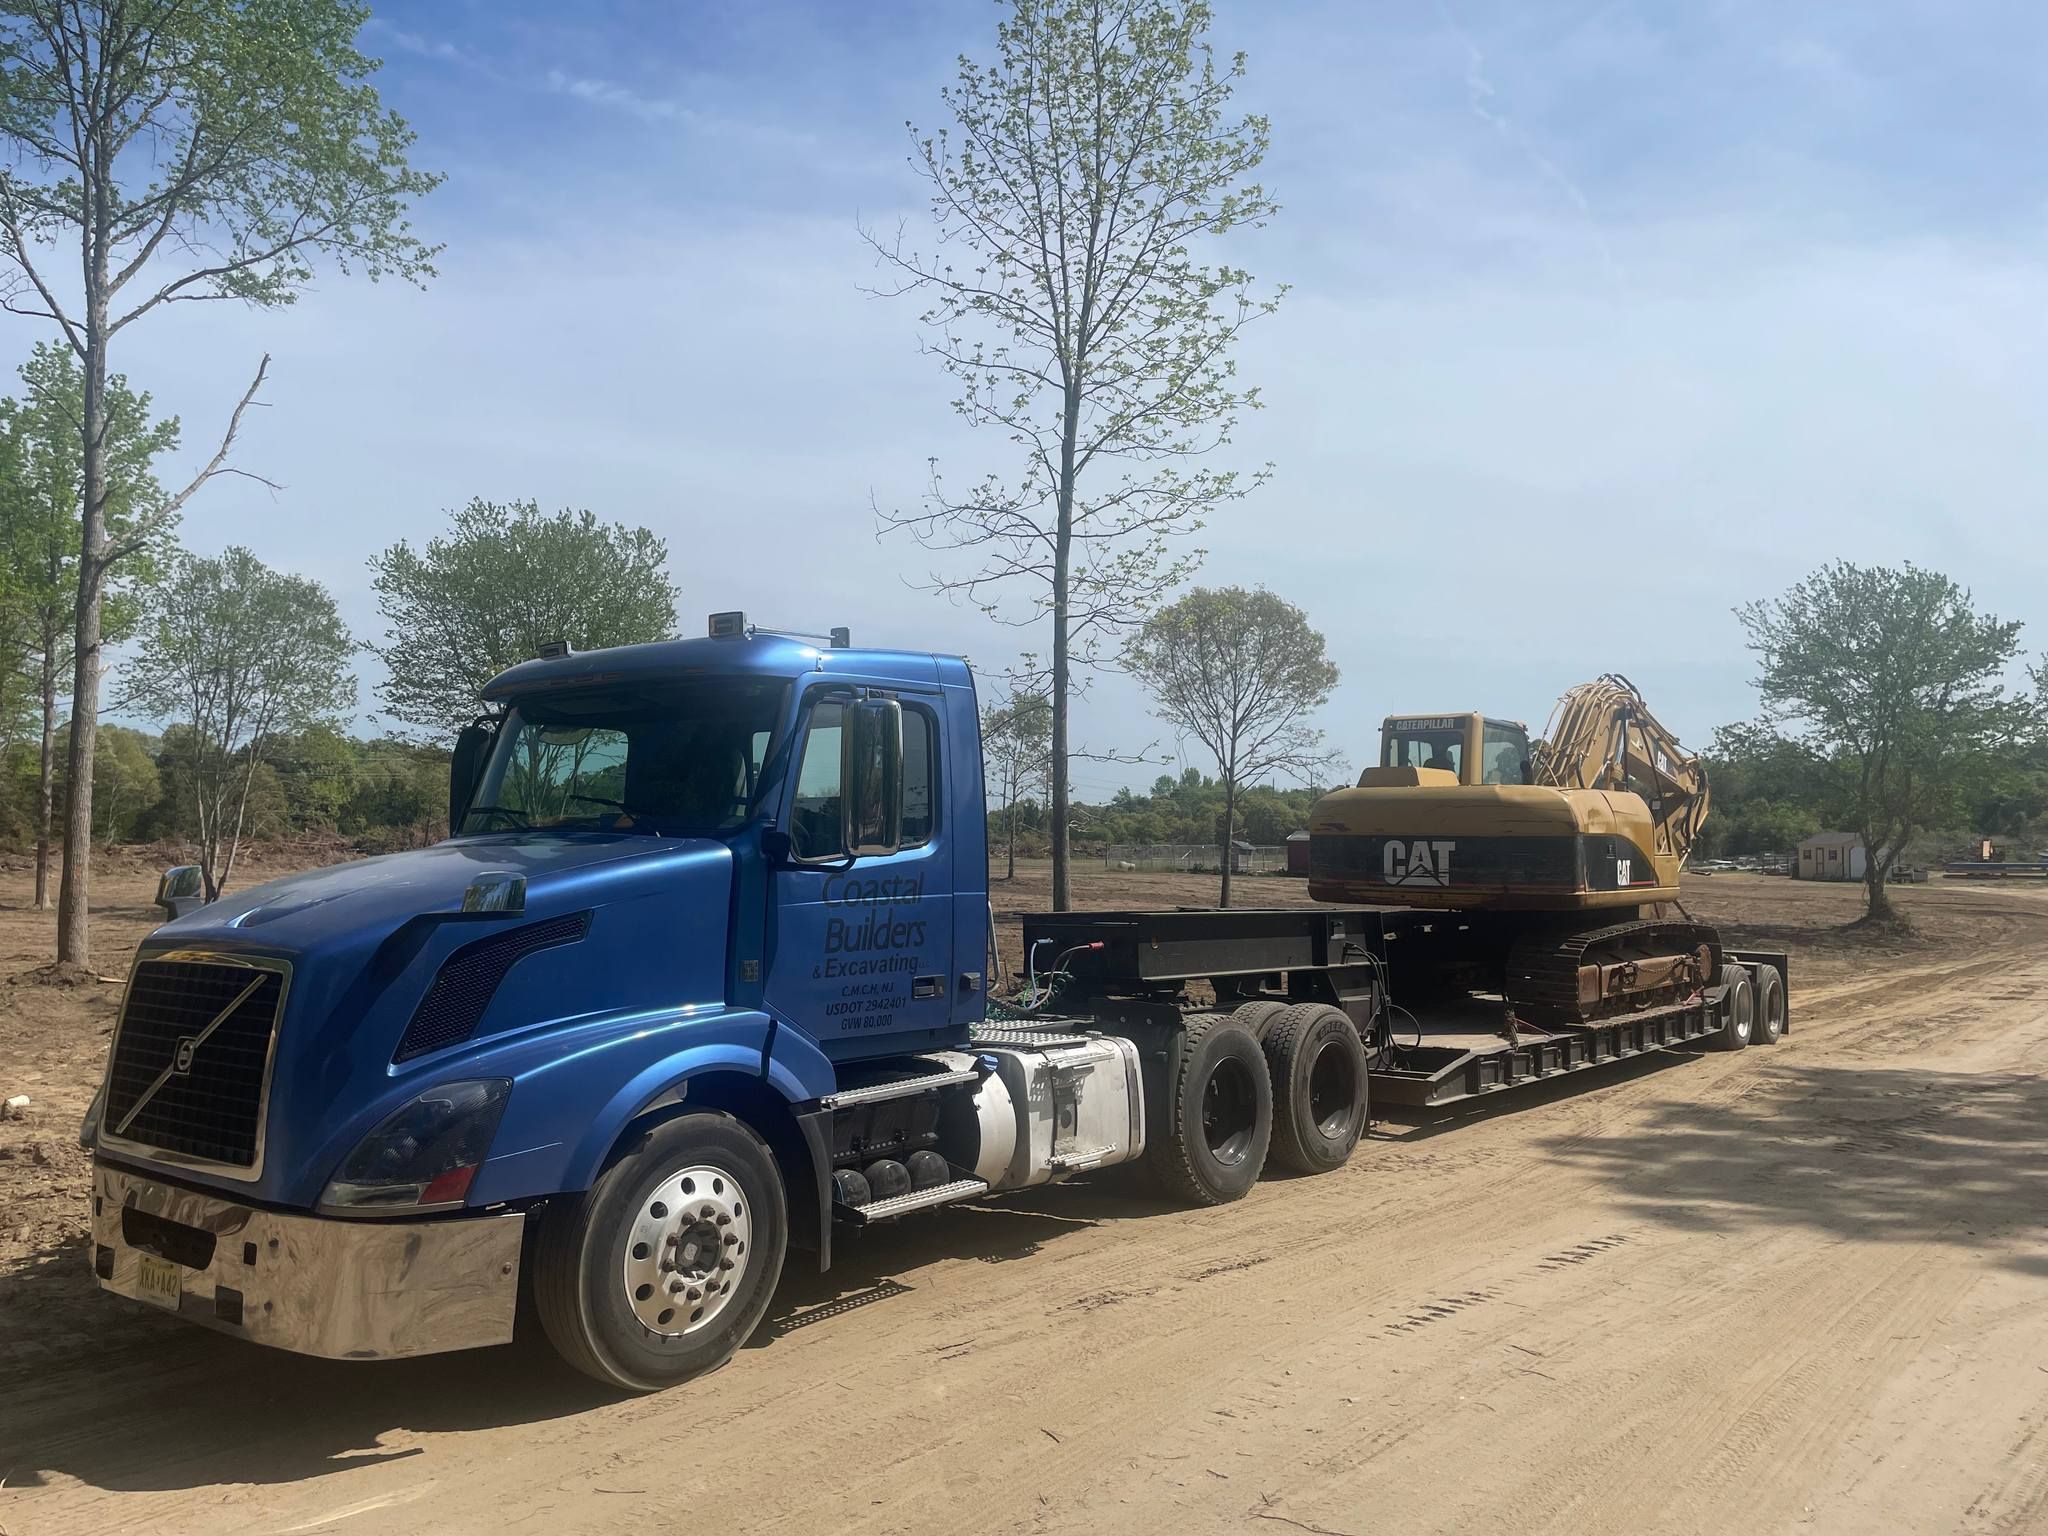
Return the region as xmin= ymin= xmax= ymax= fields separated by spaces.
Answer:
xmin=533 ymin=1111 xmax=787 ymax=1392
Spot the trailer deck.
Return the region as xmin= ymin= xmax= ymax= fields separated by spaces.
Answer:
xmin=1018 ymin=908 xmax=1790 ymax=1110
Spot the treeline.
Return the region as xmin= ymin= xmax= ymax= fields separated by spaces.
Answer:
xmin=1699 ymin=721 xmax=2048 ymax=863
xmin=0 ymin=723 xmax=450 ymax=854
xmin=992 ymin=767 xmax=1329 ymax=861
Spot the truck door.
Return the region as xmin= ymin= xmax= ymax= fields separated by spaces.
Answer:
xmin=765 ymin=688 xmax=958 ymax=1060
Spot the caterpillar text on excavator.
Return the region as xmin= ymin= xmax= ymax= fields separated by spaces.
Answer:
xmin=1307 ymin=675 xmax=1725 ymax=1027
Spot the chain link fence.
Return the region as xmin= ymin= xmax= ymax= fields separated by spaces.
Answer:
xmin=1103 ymin=842 xmax=1288 ymax=874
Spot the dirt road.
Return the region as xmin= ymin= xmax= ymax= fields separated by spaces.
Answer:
xmin=4 ymin=864 xmax=2047 ymax=1534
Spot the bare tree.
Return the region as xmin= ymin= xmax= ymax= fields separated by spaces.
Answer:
xmin=1127 ymin=586 xmax=1338 ymax=907
xmin=0 ymin=0 xmax=439 ymax=963
xmin=867 ymin=0 xmax=1281 ymax=910
xmin=982 ymin=689 xmax=1052 ymax=881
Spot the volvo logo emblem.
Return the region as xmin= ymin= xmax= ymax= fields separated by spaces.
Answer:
xmin=172 ymin=1037 xmax=198 ymax=1074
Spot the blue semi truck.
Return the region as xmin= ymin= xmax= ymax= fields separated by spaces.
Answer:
xmin=82 ymin=616 xmax=1786 ymax=1391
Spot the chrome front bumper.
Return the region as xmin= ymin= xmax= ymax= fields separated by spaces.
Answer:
xmin=90 ymin=1160 xmax=525 ymax=1360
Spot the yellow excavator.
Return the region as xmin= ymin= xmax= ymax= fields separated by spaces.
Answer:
xmin=1307 ymin=675 xmax=1719 ymax=1025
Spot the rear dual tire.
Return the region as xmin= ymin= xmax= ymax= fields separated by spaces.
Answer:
xmin=1261 ymin=1004 xmax=1370 ymax=1175
xmin=1751 ymin=965 xmax=1786 ymax=1045
xmin=1149 ymin=1018 xmax=1273 ymax=1206
xmin=1150 ymin=1001 xmax=1369 ymax=1201
xmin=1709 ymin=965 xmax=1755 ymax=1051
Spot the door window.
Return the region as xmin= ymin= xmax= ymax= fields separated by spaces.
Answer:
xmin=791 ymin=702 xmax=845 ymax=859
xmin=791 ymin=697 xmax=937 ymax=858
xmin=902 ymin=706 xmax=936 ymax=846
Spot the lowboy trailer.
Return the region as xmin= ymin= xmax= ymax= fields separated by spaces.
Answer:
xmin=1019 ymin=906 xmax=1789 ymax=1111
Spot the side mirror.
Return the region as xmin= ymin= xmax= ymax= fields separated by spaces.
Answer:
xmin=840 ymin=697 xmax=903 ymax=858
xmin=155 ymin=865 xmax=206 ymax=921
xmin=450 ymin=720 xmax=495 ymax=832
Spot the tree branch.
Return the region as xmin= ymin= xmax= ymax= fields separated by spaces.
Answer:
xmin=104 ymin=353 xmax=275 ymax=564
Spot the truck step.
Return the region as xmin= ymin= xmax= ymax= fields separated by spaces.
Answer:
xmin=820 ymin=1062 xmax=981 ymax=1110
xmin=1048 ymin=1146 xmax=1116 ymax=1173
xmin=841 ymin=1176 xmax=989 ymax=1224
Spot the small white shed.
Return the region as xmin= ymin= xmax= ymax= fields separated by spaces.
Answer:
xmin=1796 ymin=832 xmax=1866 ymax=882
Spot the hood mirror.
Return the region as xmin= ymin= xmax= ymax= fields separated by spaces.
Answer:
xmin=462 ymin=872 xmax=527 ymax=914
xmin=154 ymin=865 xmax=207 ymax=921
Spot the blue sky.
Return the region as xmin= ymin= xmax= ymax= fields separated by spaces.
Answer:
xmin=31 ymin=0 xmax=2047 ymax=796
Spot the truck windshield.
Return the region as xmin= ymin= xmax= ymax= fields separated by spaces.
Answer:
xmin=463 ymin=679 xmax=787 ymax=836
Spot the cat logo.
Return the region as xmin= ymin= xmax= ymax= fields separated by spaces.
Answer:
xmin=1383 ymin=838 xmax=1456 ymax=887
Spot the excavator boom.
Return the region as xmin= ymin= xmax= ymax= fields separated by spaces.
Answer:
xmin=1535 ymin=674 xmax=1710 ymax=869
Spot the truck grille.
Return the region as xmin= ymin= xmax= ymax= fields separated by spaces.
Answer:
xmin=103 ymin=956 xmax=288 ymax=1172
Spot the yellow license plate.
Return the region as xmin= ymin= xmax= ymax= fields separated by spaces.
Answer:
xmin=136 ymin=1252 xmax=182 ymax=1310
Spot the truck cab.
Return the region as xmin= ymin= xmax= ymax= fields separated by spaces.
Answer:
xmin=83 ymin=616 xmax=1056 ymax=1390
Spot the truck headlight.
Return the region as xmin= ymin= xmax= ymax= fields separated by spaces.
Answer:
xmin=319 ymin=1079 xmax=511 ymax=1215
xmin=79 ymin=1082 xmax=105 ymax=1150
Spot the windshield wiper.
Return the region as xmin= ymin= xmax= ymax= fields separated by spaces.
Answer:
xmin=464 ymin=804 xmax=533 ymax=829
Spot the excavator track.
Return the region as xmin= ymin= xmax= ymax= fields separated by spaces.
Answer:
xmin=1506 ymin=918 xmax=1724 ymax=1026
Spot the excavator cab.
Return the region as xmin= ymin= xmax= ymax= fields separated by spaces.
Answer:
xmin=1371 ymin=714 xmax=1532 ymax=787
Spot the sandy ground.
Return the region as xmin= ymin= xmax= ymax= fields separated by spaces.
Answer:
xmin=3 ymin=858 xmax=2048 ymax=1535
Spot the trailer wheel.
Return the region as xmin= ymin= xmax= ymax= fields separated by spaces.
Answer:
xmin=1708 ymin=965 xmax=1754 ymax=1051
xmin=1751 ymin=966 xmax=1786 ymax=1045
xmin=1149 ymin=1018 xmax=1272 ymax=1207
xmin=1228 ymin=998 xmax=1290 ymax=1043
xmin=532 ymin=1110 xmax=787 ymax=1393
xmin=1262 ymin=1004 xmax=1369 ymax=1175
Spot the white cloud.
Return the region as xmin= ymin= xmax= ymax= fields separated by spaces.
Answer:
xmin=544 ymin=69 xmax=681 ymax=123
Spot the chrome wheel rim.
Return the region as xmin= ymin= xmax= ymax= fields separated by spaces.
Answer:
xmin=622 ymin=1163 xmax=751 ymax=1337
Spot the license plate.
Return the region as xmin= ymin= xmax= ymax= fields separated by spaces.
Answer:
xmin=136 ymin=1253 xmax=182 ymax=1310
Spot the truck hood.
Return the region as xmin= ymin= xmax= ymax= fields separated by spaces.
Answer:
xmin=157 ymin=833 xmax=680 ymax=951
xmin=121 ymin=832 xmax=740 ymax=1207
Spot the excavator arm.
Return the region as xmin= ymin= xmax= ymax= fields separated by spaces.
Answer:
xmin=1534 ymin=674 xmax=1710 ymax=866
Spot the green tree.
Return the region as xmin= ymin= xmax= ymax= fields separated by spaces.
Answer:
xmin=369 ymin=500 xmax=680 ymax=735
xmin=982 ymin=690 xmax=1052 ymax=880
xmin=121 ymin=548 xmax=356 ymax=899
xmin=88 ymin=723 xmax=159 ymax=843
xmin=1127 ymin=587 xmax=1337 ymax=906
xmin=1736 ymin=562 xmax=2037 ymax=918
xmin=271 ymin=722 xmax=359 ymax=831
xmin=0 ymin=343 xmax=177 ymax=904
xmin=343 ymin=736 xmax=448 ymax=844
xmin=869 ymin=0 xmax=1282 ymax=911
xmin=0 ymin=0 xmax=440 ymax=963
